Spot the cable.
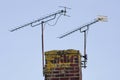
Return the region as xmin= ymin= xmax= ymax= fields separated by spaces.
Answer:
xmin=47 ymin=14 xmax=62 ymax=26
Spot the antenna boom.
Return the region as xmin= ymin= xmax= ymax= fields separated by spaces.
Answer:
xmin=10 ymin=9 xmax=66 ymax=32
xmin=58 ymin=16 xmax=107 ymax=38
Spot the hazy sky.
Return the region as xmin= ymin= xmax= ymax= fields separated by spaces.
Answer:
xmin=0 ymin=0 xmax=120 ymax=80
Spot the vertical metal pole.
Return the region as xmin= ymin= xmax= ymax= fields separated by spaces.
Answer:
xmin=41 ymin=21 xmax=45 ymax=74
xmin=84 ymin=31 xmax=86 ymax=57
xmin=83 ymin=31 xmax=87 ymax=68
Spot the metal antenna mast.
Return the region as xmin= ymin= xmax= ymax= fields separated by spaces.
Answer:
xmin=10 ymin=7 xmax=69 ymax=74
xmin=58 ymin=16 xmax=107 ymax=68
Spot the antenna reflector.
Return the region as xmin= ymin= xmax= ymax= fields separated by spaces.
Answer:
xmin=97 ymin=15 xmax=108 ymax=22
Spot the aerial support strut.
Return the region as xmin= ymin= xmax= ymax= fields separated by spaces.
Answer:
xmin=59 ymin=16 xmax=107 ymax=68
xmin=41 ymin=21 xmax=45 ymax=72
xmin=80 ymin=26 xmax=89 ymax=68
xmin=10 ymin=7 xmax=69 ymax=75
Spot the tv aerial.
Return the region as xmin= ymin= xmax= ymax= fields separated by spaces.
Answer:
xmin=58 ymin=15 xmax=107 ymax=68
xmin=10 ymin=7 xmax=70 ymax=74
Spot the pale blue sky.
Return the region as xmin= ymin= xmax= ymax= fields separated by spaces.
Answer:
xmin=0 ymin=0 xmax=120 ymax=80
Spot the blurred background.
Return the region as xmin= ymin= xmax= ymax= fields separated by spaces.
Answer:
xmin=0 ymin=0 xmax=120 ymax=80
